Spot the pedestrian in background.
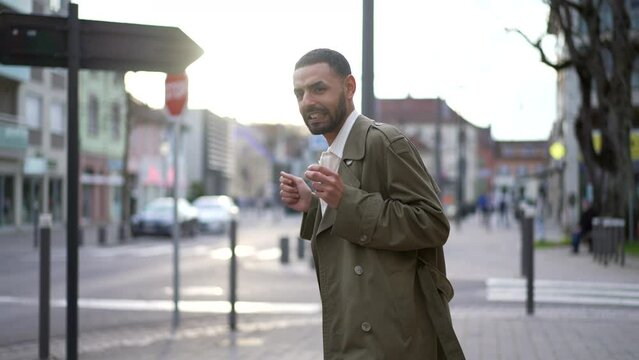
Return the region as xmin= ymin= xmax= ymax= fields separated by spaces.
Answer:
xmin=280 ymin=48 xmax=464 ymax=360
xmin=572 ymin=199 xmax=596 ymax=254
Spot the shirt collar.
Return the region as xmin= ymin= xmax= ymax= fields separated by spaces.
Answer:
xmin=327 ymin=110 xmax=359 ymax=158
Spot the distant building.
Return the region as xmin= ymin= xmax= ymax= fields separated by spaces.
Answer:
xmin=127 ymin=96 xmax=173 ymax=212
xmin=78 ymin=70 xmax=127 ymax=225
xmin=377 ymin=97 xmax=489 ymax=213
xmin=493 ymin=140 xmax=548 ymax=204
xmin=183 ymin=109 xmax=234 ymax=198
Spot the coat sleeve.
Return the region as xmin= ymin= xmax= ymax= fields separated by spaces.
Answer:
xmin=332 ymin=135 xmax=450 ymax=251
xmin=300 ymin=195 xmax=319 ymax=240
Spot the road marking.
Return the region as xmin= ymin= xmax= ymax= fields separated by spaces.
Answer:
xmin=0 ymin=296 xmax=321 ymax=314
xmin=163 ymin=286 xmax=224 ymax=296
xmin=486 ymin=278 xmax=639 ymax=307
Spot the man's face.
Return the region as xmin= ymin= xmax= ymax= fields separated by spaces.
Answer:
xmin=293 ymin=63 xmax=349 ymax=135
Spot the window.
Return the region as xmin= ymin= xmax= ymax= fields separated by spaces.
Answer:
xmin=0 ymin=175 xmax=15 ymax=227
xmin=31 ymin=67 xmax=44 ymax=82
xmin=517 ymin=165 xmax=528 ymax=176
xmin=51 ymin=71 xmax=66 ymax=89
xmin=631 ymin=0 xmax=639 ymax=29
xmin=50 ymin=101 xmax=65 ymax=134
xmin=25 ymin=94 xmax=43 ymax=129
xmin=88 ymin=95 xmax=99 ymax=136
xmin=111 ymin=103 xmax=121 ymax=140
xmin=49 ymin=0 xmax=61 ymax=13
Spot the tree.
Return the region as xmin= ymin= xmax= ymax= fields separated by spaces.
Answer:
xmin=513 ymin=0 xmax=636 ymax=218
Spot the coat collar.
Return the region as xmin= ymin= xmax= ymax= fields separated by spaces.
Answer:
xmin=342 ymin=115 xmax=373 ymax=161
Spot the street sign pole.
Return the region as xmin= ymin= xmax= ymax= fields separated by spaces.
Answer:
xmin=66 ymin=4 xmax=80 ymax=359
xmin=165 ymin=72 xmax=188 ymax=330
xmin=171 ymin=112 xmax=181 ymax=330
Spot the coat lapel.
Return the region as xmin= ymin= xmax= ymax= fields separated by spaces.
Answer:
xmin=316 ymin=116 xmax=372 ymax=236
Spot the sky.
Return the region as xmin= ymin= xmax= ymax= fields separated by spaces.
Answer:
xmin=74 ymin=0 xmax=557 ymax=141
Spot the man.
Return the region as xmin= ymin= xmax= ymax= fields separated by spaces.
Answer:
xmin=573 ymin=199 xmax=596 ymax=253
xmin=280 ymin=48 xmax=464 ymax=360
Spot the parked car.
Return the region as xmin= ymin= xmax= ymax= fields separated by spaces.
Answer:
xmin=193 ymin=195 xmax=239 ymax=234
xmin=131 ymin=197 xmax=199 ymax=237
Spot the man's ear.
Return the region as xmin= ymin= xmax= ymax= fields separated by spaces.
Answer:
xmin=344 ymin=75 xmax=356 ymax=100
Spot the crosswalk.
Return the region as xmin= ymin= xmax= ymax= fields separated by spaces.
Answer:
xmin=486 ymin=277 xmax=639 ymax=307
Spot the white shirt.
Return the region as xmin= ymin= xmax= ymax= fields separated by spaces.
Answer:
xmin=318 ymin=110 xmax=359 ymax=214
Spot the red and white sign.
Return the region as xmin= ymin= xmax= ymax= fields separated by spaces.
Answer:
xmin=165 ymin=72 xmax=188 ymax=116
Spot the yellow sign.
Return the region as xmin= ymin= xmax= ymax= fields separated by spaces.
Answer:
xmin=591 ymin=129 xmax=639 ymax=160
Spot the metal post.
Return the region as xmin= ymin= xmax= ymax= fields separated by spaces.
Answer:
xmin=172 ymin=114 xmax=181 ymax=329
xmin=98 ymin=225 xmax=107 ymax=246
xmin=628 ymin=189 xmax=635 ymax=243
xmin=280 ymin=236 xmax=290 ymax=264
xmin=33 ymin=201 xmax=39 ymax=247
xmin=229 ymin=219 xmax=237 ymax=331
xmin=297 ymin=236 xmax=305 ymax=260
xmin=66 ymin=4 xmax=80 ymax=359
xmin=520 ymin=213 xmax=527 ymax=278
xmin=39 ymin=214 xmax=52 ymax=360
xmin=456 ymin=122 xmax=466 ymax=228
xmin=435 ymin=100 xmax=443 ymax=185
xmin=362 ymin=0 xmax=375 ymax=119
xmin=523 ymin=215 xmax=535 ymax=315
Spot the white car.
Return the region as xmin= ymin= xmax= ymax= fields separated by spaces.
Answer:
xmin=193 ymin=195 xmax=239 ymax=234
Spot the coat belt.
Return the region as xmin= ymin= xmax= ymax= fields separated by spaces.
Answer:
xmin=417 ymin=257 xmax=466 ymax=360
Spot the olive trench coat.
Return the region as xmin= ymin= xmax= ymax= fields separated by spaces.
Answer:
xmin=301 ymin=116 xmax=465 ymax=360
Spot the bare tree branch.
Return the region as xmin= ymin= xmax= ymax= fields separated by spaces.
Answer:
xmin=506 ymin=28 xmax=573 ymax=70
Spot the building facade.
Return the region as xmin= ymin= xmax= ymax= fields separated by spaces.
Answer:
xmin=78 ymin=70 xmax=127 ymax=225
xmin=0 ymin=0 xmax=69 ymax=230
xmin=183 ymin=109 xmax=234 ymax=198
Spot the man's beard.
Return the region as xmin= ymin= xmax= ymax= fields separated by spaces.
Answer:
xmin=304 ymin=94 xmax=348 ymax=135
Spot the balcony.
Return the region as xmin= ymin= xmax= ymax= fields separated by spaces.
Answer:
xmin=0 ymin=112 xmax=28 ymax=156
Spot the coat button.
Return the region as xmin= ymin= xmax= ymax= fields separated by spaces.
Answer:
xmin=361 ymin=322 xmax=372 ymax=332
xmin=359 ymin=235 xmax=367 ymax=243
xmin=354 ymin=265 xmax=363 ymax=275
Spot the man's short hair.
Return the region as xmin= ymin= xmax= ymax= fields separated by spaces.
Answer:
xmin=295 ymin=48 xmax=352 ymax=78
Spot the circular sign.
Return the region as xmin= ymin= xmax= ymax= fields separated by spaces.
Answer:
xmin=549 ymin=141 xmax=566 ymax=160
xmin=165 ymin=72 xmax=188 ymax=116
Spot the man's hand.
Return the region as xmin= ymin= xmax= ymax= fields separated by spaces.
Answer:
xmin=280 ymin=171 xmax=313 ymax=213
xmin=305 ymin=165 xmax=344 ymax=209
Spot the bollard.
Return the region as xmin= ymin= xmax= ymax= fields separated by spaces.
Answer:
xmin=297 ymin=237 xmax=305 ymax=260
xmin=520 ymin=217 xmax=527 ymax=278
xmin=280 ymin=236 xmax=290 ymax=264
xmin=33 ymin=203 xmax=40 ymax=248
xmin=118 ymin=223 xmax=127 ymax=244
xmin=98 ymin=225 xmax=107 ymax=246
xmin=78 ymin=227 xmax=84 ymax=247
xmin=229 ymin=219 xmax=237 ymax=331
xmin=522 ymin=215 xmax=535 ymax=315
xmin=39 ymin=213 xmax=52 ymax=360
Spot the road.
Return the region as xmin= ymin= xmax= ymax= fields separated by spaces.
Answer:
xmin=0 ymin=211 xmax=321 ymax=347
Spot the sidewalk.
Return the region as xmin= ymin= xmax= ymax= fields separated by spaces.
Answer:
xmin=1 ymin=214 xmax=639 ymax=360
